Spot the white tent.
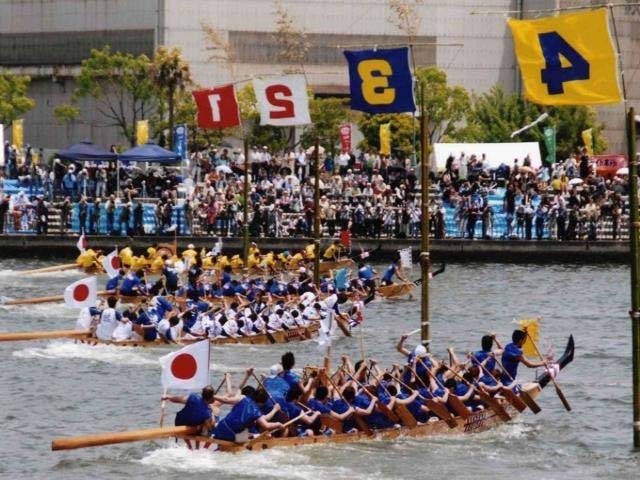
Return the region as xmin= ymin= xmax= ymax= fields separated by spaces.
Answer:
xmin=433 ymin=142 xmax=542 ymax=171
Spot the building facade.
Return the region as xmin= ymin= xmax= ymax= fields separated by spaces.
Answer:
xmin=0 ymin=0 xmax=637 ymax=153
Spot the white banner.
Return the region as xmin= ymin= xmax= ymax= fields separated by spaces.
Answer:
xmin=399 ymin=247 xmax=412 ymax=270
xmin=253 ymin=75 xmax=311 ymax=126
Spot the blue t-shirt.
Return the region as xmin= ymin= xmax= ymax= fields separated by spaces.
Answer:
xmin=358 ymin=266 xmax=374 ymax=280
xmin=120 ymin=276 xmax=141 ymax=296
xmin=381 ymin=263 xmax=397 ymax=283
xmin=308 ymin=397 xmax=332 ymax=414
xmin=398 ymin=391 xmax=427 ymax=423
xmin=175 ymin=393 xmax=211 ymax=426
xmin=501 ymin=342 xmax=523 ymax=384
xmin=213 ymin=397 xmax=262 ymax=441
xmin=264 ymin=376 xmax=290 ymax=399
xmin=353 ymin=393 xmax=393 ymax=429
xmin=282 ymin=370 xmax=300 ymax=388
xmin=105 ymin=274 xmax=123 ymax=291
xmin=472 ymin=349 xmax=496 ymax=372
xmin=331 ymin=398 xmax=354 ymax=431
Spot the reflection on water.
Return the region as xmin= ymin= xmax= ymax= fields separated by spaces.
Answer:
xmin=1 ymin=260 xmax=639 ymax=479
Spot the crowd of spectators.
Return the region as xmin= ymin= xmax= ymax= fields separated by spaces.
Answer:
xmin=0 ymin=140 xmax=630 ymax=241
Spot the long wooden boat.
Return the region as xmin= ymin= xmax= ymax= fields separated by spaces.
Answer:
xmin=52 ymin=335 xmax=575 ymax=453
xmin=0 ymin=323 xmax=320 ymax=347
xmin=377 ymin=282 xmax=415 ymax=300
xmin=318 ymin=258 xmax=355 ymax=274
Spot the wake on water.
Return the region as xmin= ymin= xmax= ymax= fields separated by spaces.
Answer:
xmin=12 ymin=341 xmax=159 ymax=366
xmin=139 ymin=443 xmax=383 ymax=480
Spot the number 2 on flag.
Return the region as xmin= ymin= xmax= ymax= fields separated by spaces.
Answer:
xmin=539 ymin=32 xmax=590 ymax=95
xmin=265 ymin=85 xmax=295 ymax=119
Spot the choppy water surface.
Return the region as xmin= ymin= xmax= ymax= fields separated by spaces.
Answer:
xmin=0 ymin=259 xmax=638 ymax=479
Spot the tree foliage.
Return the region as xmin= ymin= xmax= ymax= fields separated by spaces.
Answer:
xmin=0 ymin=73 xmax=35 ymax=125
xmin=301 ymin=96 xmax=355 ymax=154
xmin=387 ymin=0 xmax=424 ymax=38
xmin=454 ymin=86 xmax=606 ymax=160
xmin=357 ymin=113 xmax=415 ymax=157
xmin=272 ymin=0 xmax=309 ymax=72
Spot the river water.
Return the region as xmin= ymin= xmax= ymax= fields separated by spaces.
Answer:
xmin=0 ymin=259 xmax=638 ymax=480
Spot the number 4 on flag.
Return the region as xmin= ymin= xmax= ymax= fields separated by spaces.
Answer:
xmin=192 ymin=84 xmax=241 ymax=129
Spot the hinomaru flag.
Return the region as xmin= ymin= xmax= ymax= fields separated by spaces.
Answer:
xmin=518 ymin=318 xmax=540 ymax=358
xmin=508 ymin=9 xmax=621 ymax=105
xmin=160 ymin=340 xmax=210 ymax=390
xmin=136 ymin=120 xmax=149 ymax=146
xmin=581 ymin=128 xmax=593 ymax=157
xmin=379 ymin=122 xmax=391 ymax=156
xmin=12 ymin=119 xmax=23 ymax=150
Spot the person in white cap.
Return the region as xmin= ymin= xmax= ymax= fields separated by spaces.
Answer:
xmin=396 ymin=333 xmax=434 ymax=384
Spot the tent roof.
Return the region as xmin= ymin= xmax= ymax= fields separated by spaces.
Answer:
xmin=58 ymin=140 xmax=118 ymax=162
xmin=118 ymin=142 xmax=181 ymax=163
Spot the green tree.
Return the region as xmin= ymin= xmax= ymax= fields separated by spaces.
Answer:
xmin=236 ymin=84 xmax=289 ymax=151
xmin=0 ymin=73 xmax=35 ymax=125
xmin=454 ymin=86 xmax=606 ymax=160
xmin=356 ymin=113 xmax=415 ymax=156
xmin=52 ymin=103 xmax=80 ymax=124
xmin=149 ymin=47 xmax=191 ymax=149
xmin=301 ymin=96 xmax=355 ymax=155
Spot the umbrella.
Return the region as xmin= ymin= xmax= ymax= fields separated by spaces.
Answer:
xmin=58 ymin=140 xmax=117 ymax=162
xmin=216 ymin=165 xmax=233 ymax=174
xmin=616 ymin=167 xmax=629 ymax=176
xmin=568 ymin=178 xmax=583 ymax=186
xmin=118 ymin=142 xmax=180 ymax=163
xmin=306 ymin=145 xmax=325 ymax=155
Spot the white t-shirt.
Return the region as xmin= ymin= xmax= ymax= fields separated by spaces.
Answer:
xmin=96 ymin=308 xmax=119 ymax=341
xmin=112 ymin=320 xmax=132 ymax=341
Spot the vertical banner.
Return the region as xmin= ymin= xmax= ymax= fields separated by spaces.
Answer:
xmin=379 ymin=122 xmax=391 ymax=156
xmin=581 ymin=128 xmax=593 ymax=156
xmin=0 ymin=125 xmax=4 ymax=166
xmin=12 ymin=119 xmax=23 ymax=150
xmin=173 ymin=124 xmax=188 ymax=160
xmin=339 ymin=124 xmax=352 ymax=152
xmin=136 ymin=120 xmax=149 ymax=146
xmin=543 ymin=126 xmax=556 ymax=164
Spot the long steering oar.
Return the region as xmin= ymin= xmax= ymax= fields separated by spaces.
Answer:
xmin=525 ymin=329 xmax=571 ymax=412
xmin=0 ymin=330 xmax=91 ymax=342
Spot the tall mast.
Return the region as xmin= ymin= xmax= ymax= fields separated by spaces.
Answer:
xmin=627 ymin=108 xmax=640 ymax=447
xmin=419 ymin=80 xmax=431 ymax=351
xmin=313 ymin=136 xmax=321 ymax=286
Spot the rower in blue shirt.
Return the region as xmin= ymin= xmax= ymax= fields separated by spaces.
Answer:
xmin=162 ymin=386 xmax=215 ymax=434
xmin=119 ymin=270 xmax=145 ymax=296
xmin=380 ymin=254 xmax=409 ymax=286
xmin=357 ymin=262 xmax=377 ymax=291
xmin=105 ymin=270 xmax=125 ymax=291
xmin=281 ymin=352 xmax=301 ymax=389
xmin=500 ymin=329 xmax=546 ymax=385
xmin=470 ymin=334 xmax=502 ymax=372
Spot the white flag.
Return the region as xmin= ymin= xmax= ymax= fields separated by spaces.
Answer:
xmin=159 ymin=340 xmax=210 ymax=390
xmin=212 ymin=238 xmax=223 ymax=256
xmin=399 ymin=247 xmax=412 ymax=269
xmin=64 ymin=276 xmax=97 ymax=308
xmin=253 ymin=75 xmax=311 ymax=126
xmin=76 ymin=230 xmax=87 ymax=253
xmin=102 ymin=249 xmax=120 ymax=279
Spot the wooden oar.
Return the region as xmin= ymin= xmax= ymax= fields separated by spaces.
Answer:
xmin=23 ymin=263 xmax=79 ymax=275
xmin=52 ymin=425 xmax=198 ymax=451
xmin=469 ymin=353 xmax=527 ymax=413
xmin=3 ymin=290 xmax=113 ymax=306
xmin=341 ymin=366 xmax=400 ymax=423
xmin=0 ymin=330 xmax=91 ymax=342
xmin=325 ymin=372 xmax=373 ymax=436
xmin=491 ymin=354 xmax=542 ymax=414
xmin=525 ymin=330 xmax=571 ymax=412
xmin=248 ymin=412 xmax=307 ymax=443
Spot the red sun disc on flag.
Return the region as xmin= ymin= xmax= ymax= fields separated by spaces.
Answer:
xmin=171 ymin=353 xmax=197 ymax=379
xmin=110 ymin=256 xmax=120 ymax=269
xmin=73 ymin=284 xmax=90 ymax=302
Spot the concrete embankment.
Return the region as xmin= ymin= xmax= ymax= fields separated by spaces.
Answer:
xmin=0 ymin=235 xmax=630 ymax=263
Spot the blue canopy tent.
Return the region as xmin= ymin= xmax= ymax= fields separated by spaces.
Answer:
xmin=118 ymin=142 xmax=181 ymax=163
xmin=58 ymin=140 xmax=118 ymax=162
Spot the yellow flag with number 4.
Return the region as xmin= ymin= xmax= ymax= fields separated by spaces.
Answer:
xmin=508 ymin=9 xmax=621 ymax=105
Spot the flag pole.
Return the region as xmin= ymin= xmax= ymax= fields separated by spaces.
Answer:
xmin=243 ymin=137 xmax=250 ymax=264
xmin=313 ymin=136 xmax=321 ymax=287
xmin=419 ymin=80 xmax=431 ymax=352
xmin=159 ymin=387 xmax=168 ymax=427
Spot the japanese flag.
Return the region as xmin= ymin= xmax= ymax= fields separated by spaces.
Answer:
xmin=253 ymin=75 xmax=311 ymax=126
xmin=64 ymin=276 xmax=97 ymax=308
xmin=192 ymin=84 xmax=241 ymax=129
xmin=102 ymin=249 xmax=120 ymax=279
xmin=76 ymin=230 xmax=87 ymax=253
xmin=159 ymin=340 xmax=210 ymax=390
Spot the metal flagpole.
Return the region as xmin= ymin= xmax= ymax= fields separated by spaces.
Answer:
xmin=419 ymin=80 xmax=430 ymax=351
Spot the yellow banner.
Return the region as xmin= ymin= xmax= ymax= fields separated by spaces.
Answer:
xmin=508 ymin=9 xmax=621 ymax=105
xmin=12 ymin=119 xmax=23 ymax=150
xmin=136 ymin=120 xmax=149 ymax=146
xmin=581 ymin=128 xmax=593 ymax=156
xmin=518 ymin=318 xmax=540 ymax=358
xmin=379 ymin=122 xmax=391 ymax=156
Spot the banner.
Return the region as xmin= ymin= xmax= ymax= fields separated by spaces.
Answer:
xmin=508 ymin=9 xmax=621 ymax=105
xmin=339 ymin=124 xmax=352 ymax=153
xmin=64 ymin=276 xmax=97 ymax=309
xmin=399 ymin=247 xmax=412 ymax=269
xmin=379 ymin=123 xmax=391 ymax=156
xmin=12 ymin=119 xmax=23 ymax=150
xmin=581 ymin=128 xmax=593 ymax=157
xmin=173 ymin=124 xmax=188 ymax=160
xmin=543 ymin=126 xmax=556 ymax=164
xmin=0 ymin=125 xmax=4 ymax=166
xmin=192 ymin=84 xmax=241 ymax=129
xmin=136 ymin=120 xmax=149 ymax=146
xmin=159 ymin=340 xmax=210 ymax=390
xmin=344 ymin=47 xmax=415 ymax=114
xmin=253 ymin=75 xmax=311 ymax=126
xmin=518 ymin=318 xmax=540 ymax=358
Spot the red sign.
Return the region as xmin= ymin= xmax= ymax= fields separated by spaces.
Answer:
xmin=192 ymin=84 xmax=240 ymax=129
xmin=339 ymin=124 xmax=351 ymax=153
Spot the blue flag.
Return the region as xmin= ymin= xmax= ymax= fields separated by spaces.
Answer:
xmin=335 ymin=268 xmax=348 ymax=291
xmin=173 ymin=124 xmax=188 ymax=160
xmin=344 ymin=47 xmax=415 ymax=114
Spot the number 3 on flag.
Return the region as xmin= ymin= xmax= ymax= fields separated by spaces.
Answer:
xmin=508 ymin=9 xmax=621 ymax=105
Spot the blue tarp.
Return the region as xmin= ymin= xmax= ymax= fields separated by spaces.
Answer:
xmin=58 ymin=140 xmax=118 ymax=162
xmin=118 ymin=143 xmax=181 ymax=163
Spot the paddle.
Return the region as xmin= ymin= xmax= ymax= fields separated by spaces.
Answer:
xmin=340 ymin=366 xmax=400 ymax=423
xmin=490 ymin=353 xmax=542 ymax=414
xmin=525 ymin=329 xmax=571 ymax=412
xmin=0 ymin=330 xmax=91 ymax=342
xmin=413 ymin=359 xmax=471 ymax=420
xmin=468 ymin=353 xmax=527 ymax=413
xmin=325 ymin=372 xmax=372 ymax=436
xmin=52 ymin=425 xmax=198 ymax=451
xmin=23 ymin=263 xmax=79 ymax=275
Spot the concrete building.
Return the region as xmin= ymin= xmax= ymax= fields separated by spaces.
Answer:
xmin=0 ymin=0 xmax=638 ymax=153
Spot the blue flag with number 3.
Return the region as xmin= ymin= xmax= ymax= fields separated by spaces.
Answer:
xmin=344 ymin=47 xmax=416 ymax=114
